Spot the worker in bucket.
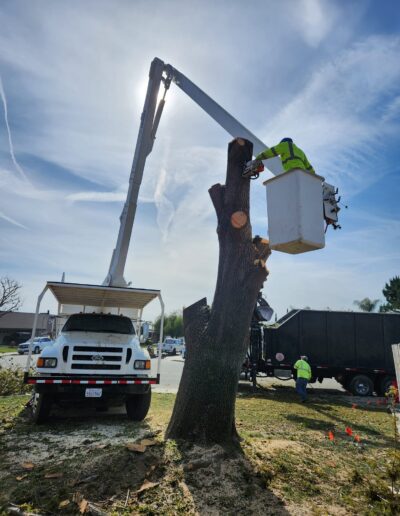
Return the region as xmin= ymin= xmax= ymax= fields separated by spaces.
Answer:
xmin=243 ymin=138 xmax=315 ymax=178
xmin=293 ymin=355 xmax=312 ymax=403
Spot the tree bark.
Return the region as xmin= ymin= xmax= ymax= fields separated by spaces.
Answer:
xmin=166 ymin=138 xmax=271 ymax=445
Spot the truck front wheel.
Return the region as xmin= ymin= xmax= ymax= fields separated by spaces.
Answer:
xmin=349 ymin=375 xmax=374 ymax=396
xmin=31 ymin=392 xmax=52 ymax=424
xmin=126 ymin=389 xmax=151 ymax=421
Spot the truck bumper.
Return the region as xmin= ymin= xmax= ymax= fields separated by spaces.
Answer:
xmin=34 ymin=382 xmax=150 ymax=401
xmin=24 ymin=374 xmax=159 ymax=385
xmin=24 ymin=374 xmax=159 ymax=403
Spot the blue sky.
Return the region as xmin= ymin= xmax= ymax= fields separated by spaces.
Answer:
xmin=0 ymin=0 xmax=399 ymax=321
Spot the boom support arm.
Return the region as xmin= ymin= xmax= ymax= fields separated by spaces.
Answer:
xmin=104 ymin=57 xmax=281 ymax=287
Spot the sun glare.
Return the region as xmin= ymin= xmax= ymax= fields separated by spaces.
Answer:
xmin=135 ymin=77 xmax=175 ymax=112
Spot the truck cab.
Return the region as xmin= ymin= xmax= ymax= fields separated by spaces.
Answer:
xmin=24 ymin=281 xmax=164 ymax=423
xmin=39 ymin=313 xmax=145 ymax=376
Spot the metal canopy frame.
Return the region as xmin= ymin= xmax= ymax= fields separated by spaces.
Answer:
xmin=24 ymin=281 xmax=165 ymax=383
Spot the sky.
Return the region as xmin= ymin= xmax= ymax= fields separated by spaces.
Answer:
xmin=0 ymin=0 xmax=399 ymax=322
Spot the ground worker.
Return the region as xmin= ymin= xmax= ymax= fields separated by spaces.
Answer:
xmin=258 ymin=138 xmax=315 ymax=174
xmin=293 ymin=355 xmax=312 ymax=402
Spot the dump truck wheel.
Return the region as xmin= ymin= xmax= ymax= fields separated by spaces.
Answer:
xmin=349 ymin=375 xmax=374 ymax=396
xmin=31 ymin=392 xmax=52 ymax=424
xmin=126 ymin=389 xmax=151 ymax=421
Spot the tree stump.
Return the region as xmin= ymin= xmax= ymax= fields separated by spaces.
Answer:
xmin=166 ymin=138 xmax=271 ymax=444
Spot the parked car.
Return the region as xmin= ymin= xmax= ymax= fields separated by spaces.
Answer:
xmin=18 ymin=337 xmax=54 ymax=355
xmin=161 ymin=337 xmax=184 ymax=355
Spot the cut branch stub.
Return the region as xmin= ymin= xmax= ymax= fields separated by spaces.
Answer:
xmin=230 ymin=211 xmax=248 ymax=229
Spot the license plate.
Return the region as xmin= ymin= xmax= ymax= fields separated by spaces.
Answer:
xmin=85 ymin=388 xmax=102 ymax=398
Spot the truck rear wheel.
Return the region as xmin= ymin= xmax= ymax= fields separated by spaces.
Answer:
xmin=126 ymin=389 xmax=151 ymax=421
xmin=349 ymin=375 xmax=374 ymax=396
xmin=31 ymin=392 xmax=52 ymax=424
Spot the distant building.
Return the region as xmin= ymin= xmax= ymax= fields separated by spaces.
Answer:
xmin=0 ymin=311 xmax=55 ymax=345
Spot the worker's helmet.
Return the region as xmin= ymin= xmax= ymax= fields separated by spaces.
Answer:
xmin=280 ymin=137 xmax=293 ymax=143
xmin=300 ymin=355 xmax=308 ymax=361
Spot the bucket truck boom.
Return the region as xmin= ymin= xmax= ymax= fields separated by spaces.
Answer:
xmin=104 ymin=57 xmax=340 ymax=287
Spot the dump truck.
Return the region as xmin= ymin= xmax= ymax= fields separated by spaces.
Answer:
xmin=245 ymin=309 xmax=400 ymax=396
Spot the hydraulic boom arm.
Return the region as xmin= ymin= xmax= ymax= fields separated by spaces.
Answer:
xmin=103 ymin=58 xmax=289 ymax=286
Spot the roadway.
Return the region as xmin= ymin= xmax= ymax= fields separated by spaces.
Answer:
xmin=0 ymin=352 xmax=344 ymax=393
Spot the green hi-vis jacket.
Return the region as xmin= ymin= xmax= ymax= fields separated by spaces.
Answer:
xmin=294 ymin=359 xmax=312 ymax=380
xmin=256 ymin=141 xmax=315 ymax=174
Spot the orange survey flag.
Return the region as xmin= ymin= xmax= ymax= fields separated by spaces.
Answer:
xmin=354 ymin=435 xmax=361 ymax=443
xmin=345 ymin=427 xmax=353 ymax=436
xmin=328 ymin=431 xmax=334 ymax=441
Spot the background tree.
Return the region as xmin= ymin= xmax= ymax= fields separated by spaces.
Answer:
xmin=0 ymin=277 xmax=22 ymax=318
xmin=166 ymin=138 xmax=270 ymax=445
xmin=380 ymin=276 xmax=400 ymax=312
xmin=154 ymin=311 xmax=183 ymax=338
xmin=353 ymin=297 xmax=380 ymax=312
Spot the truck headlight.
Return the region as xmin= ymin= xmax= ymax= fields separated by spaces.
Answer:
xmin=134 ymin=360 xmax=151 ymax=370
xmin=37 ymin=357 xmax=57 ymax=368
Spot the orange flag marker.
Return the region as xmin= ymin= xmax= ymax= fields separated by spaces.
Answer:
xmin=328 ymin=431 xmax=334 ymax=441
xmin=354 ymin=434 xmax=361 ymax=443
xmin=345 ymin=427 xmax=353 ymax=436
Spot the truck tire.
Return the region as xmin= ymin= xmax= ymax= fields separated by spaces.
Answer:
xmin=172 ymin=348 xmax=176 ymax=356
xmin=349 ymin=375 xmax=374 ymax=396
xmin=380 ymin=376 xmax=395 ymax=396
xmin=126 ymin=389 xmax=151 ymax=421
xmin=31 ymin=392 xmax=52 ymax=424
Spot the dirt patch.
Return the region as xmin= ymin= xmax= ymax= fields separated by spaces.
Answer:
xmin=3 ymin=415 xmax=149 ymax=466
xmin=176 ymin=444 xmax=288 ymax=515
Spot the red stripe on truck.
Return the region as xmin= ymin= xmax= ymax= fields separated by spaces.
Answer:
xmin=25 ymin=377 xmax=159 ymax=385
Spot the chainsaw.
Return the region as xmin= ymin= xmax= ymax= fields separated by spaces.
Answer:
xmin=242 ymin=159 xmax=264 ymax=179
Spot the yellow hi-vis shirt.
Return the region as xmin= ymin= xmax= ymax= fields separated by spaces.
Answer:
xmin=294 ymin=359 xmax=312 ymax=380
xmin=256 ymin=141 xmax=315 ymax=174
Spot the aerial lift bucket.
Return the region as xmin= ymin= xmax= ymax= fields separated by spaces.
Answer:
xmin=263 ymin=169 xmax=325 ymax=254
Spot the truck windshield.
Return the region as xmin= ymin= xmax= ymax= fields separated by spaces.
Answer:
xmin=62 ymin=314 xmax=135 ymax=335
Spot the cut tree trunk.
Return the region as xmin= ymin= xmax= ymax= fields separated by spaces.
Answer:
xmin=166 ymin=138 xmax=271 ymax=445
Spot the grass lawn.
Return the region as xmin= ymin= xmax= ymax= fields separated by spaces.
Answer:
xmin=0 ymin=385 xmax=398 ymax=515
xmin=0 ymin=346 xmax=17 ymax=354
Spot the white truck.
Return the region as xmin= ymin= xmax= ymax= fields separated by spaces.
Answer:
xmin=162 ymin=337 xmax=185 ymax=355
xmin=25 ymin=282 xmax=164 ymax=423
xmin=24 ymin=57 xmax=341 ymax=422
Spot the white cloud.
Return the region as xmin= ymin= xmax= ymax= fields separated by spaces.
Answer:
xmin=66 ymin=191 xmax=126 ymax=202
xmin=296 ymin=0 xmax=339 ymax=47
xmin=260 ymin=34 xmax=400 ymax=194
xmin=0 ymin=210 xmax=27 ymax=229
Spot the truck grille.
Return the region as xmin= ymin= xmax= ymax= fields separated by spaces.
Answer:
xmin=70 ymin=345 xmax=124 ymax=372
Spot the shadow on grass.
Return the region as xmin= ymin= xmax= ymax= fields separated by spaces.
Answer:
xmin=175 ymin=440 xmax=290 ymax=515
xmin=2 ymin=403 xmax=290 ymax=515
xmin=238 ymin=381 xmax=387 ymax=413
